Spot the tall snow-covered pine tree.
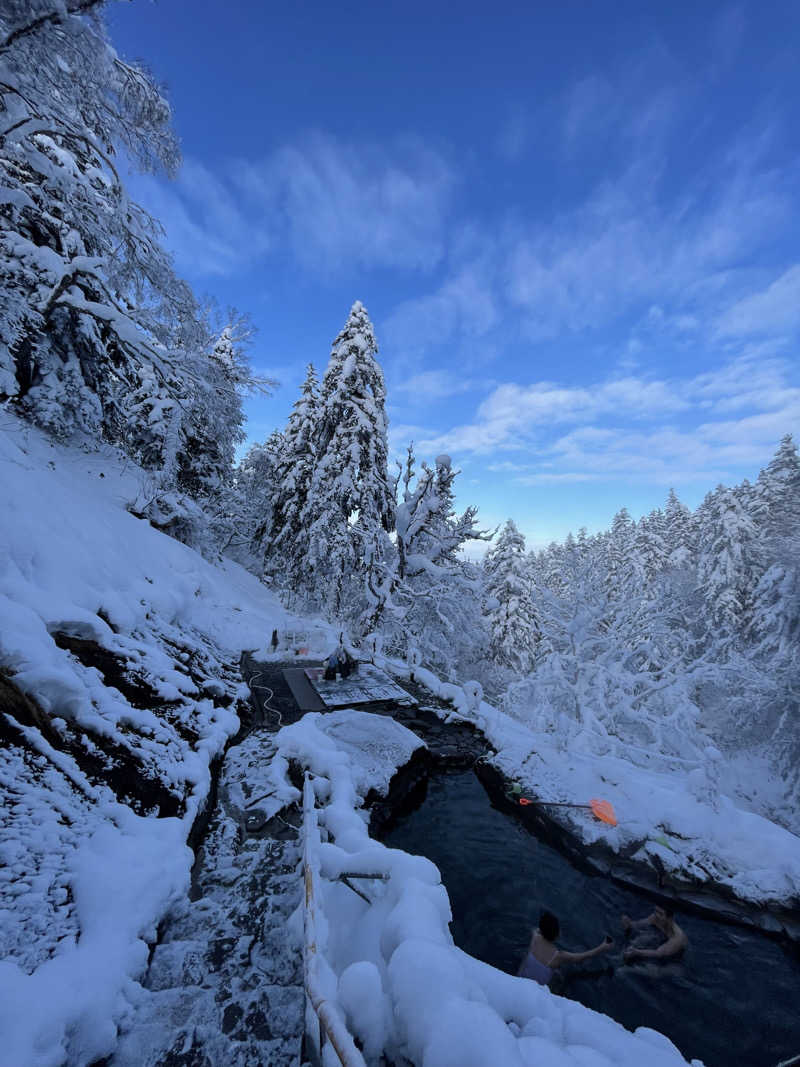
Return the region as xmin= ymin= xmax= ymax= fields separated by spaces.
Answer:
xmin=269 ymin=363 xmax=319 ymax=588
xmin=304 ymin=302 xmax=394 ymax=617
xmin=484 ymin=519 xmax=540 ymax=673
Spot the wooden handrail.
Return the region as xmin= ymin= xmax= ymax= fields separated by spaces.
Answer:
xmin=302 ymin=774 xmax=367 ymax=1067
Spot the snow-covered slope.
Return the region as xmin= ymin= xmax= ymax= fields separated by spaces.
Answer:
xmin=2 ymin=412 xmax=795 ymax=1067
xmin=0 ymin=413 xmax=302 ymax=1065
xmin=392 ymin=664 xmax=800 ymax=920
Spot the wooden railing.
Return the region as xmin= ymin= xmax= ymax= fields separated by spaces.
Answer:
xmin=302 ymin=774 xmax=367 ymax=1067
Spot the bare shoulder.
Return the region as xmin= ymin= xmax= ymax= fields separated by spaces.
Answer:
xmin=664 ymin=927 xmax=688 ymax=954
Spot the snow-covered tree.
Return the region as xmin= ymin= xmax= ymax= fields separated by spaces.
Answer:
xmin=1 ymin=3 xmax=173 ymax=428
xmin=634 ymin=509 xmax=668 ymax=585
xmin=754 ymin=434 xmax=800 ymax=541
xmin=269 ymin=363 xmax=319 ymax=589
xmin=241 ymin=429 xmax=284 ymax=554
xmin=126 ymin=313 xmax=270 ymax=553
xmin=0 ymin=0 xmax=269 ymax=503
xmin=379 ymin=446 xmax=490 ymax=676
xmin=303 ymin=302 xmax=394 ymax=618
xmin=604 ymin=507 xmax=641 ymax=599
xmin=696 ymin=485 xmax=762 ymax=638
xmin=664 ymin=488 xmax=693 ymax=568
xmin=484 ymin=520 xmax=540 ymax=674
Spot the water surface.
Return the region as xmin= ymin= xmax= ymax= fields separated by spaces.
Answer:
xmin=382 ymin=770 xmax=800 ymax=1067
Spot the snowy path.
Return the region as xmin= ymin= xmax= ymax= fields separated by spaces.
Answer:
xmin=112 ymin=725 xmax=304 ymax=1067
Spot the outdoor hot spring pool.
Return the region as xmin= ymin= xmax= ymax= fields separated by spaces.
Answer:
xmin=380 ymin=769 xmax=800 ymax=1067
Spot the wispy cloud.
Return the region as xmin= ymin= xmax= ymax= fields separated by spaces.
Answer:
xmin=410 ymin=352 xmax=800 ymax=484
xmin=383 ymin=47 xmax=796 ymax=365
xmin=708 ymin=4 xmax=746 ymax=77
xmin=503 ymin=141 xmax=790 ymax=342
xmin=128 ymin=159 xmax=270 ymax=276
xmin=715 ymin=264 xmax=800 ymax=338
xmin=383 ymin=261 xmax=499 ymax=356
xmin=237 ymin=135 xmax=454 ymax=274
xmin=129 ymin=135 xmax=454 ymax=278
xmin=391 ymin=370 xmax=489 ymax=402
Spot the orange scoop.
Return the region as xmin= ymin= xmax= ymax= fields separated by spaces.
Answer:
xmin=517 ymin=795 xmax=618 ymax=826
xmin=589 ymin=798 xmax=617 ymax=826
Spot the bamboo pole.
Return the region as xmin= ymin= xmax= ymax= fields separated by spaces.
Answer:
xmin=302 ymin=774 xmax=367 ymax=1067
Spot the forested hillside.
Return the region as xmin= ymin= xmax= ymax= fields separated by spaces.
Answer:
xmin=2 ymin=5 xmax=800 ymax=1065
xmin=2 ymin=2 xmax=798 ymax=836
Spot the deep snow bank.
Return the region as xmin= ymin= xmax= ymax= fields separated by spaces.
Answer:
xmin=0 ymin=414 xmax=308 ymax=1065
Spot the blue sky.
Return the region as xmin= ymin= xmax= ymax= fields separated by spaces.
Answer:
xmin=108 ymin=1 xmax=800 ymax=547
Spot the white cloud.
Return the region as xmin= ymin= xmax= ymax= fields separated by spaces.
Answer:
xmin=515 ymin=471 xmax=607 ymax=486
xmin=409 ymin=353 xmax=800 ymax=487
xmin=538 ymin=399 xmax=800 ymax=486
xmin=381 ymin=70 xmax=793 ymax=363
xmin=496 ymin=111 xmax=531 ymax=162
xmin=562 ymin=76 xmax=620 ymax=152
xmin=129 ymin=136 xmax=454 ymax=278
xmin=503 ymin=149 xmax=788 ymax=341
xmin=383 ymin=261 xmax=499 ymax=355
xmin=709 ymin=5 xmax=746 ymax=76
xmin=715 ymin=264 xmax=800 ymax=338
xmin=249 ymin=135 xmax=453 ymax=273
xmin=128 ymin=161 xmax=270 ymax=276
xmin=392 ymin=370 xmax=487 ymax=402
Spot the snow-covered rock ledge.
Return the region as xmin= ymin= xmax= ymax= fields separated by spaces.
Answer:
xmin=264 ymin=707 xmax=699 ymax=1066
xmin=380 ymin=658 xmax=800 ymax=935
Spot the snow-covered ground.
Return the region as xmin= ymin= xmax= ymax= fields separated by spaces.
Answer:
xmin=1 ymin=413 xmax=797 ymax=1066
xmin=0 ymin=414 xmax=318 ymax=1065
xmin=113 ymin=720 xmax=306 ymax=1067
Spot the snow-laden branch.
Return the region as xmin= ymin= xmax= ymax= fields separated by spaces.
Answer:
xmin=0 ymin=0 xmax=104 ymax=56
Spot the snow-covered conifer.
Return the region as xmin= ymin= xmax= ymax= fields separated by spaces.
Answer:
xmin=604 ymin=507 xmax=637 ymax=595
xmin=304 ymin=302 xmax=394 ymax=617
xmin=484 ymin=519 xmax=540 ymax=673
xmin=664 ymin=488 xmax=693 ymax=567
xmin=634 ymin=510 xmax=668 ymax=584
xmin=269 ymin=364 xmax=319 ymax=588
xmin=696 ymin=485 xmax=762 ymax=637
xmin=755 ymin=434 xmax=800 ymax=543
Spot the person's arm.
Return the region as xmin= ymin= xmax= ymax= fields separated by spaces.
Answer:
xmin=625 ymin=931 xmax=686 ymax=961
xmin=553 ymin=937 xmax=613 ymax=967
xmin=621 ymin=912 xmax=653 ymax=933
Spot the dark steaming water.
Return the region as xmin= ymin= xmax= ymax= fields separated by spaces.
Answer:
xmin=381 ymin=770 xmax=800 ymax=1067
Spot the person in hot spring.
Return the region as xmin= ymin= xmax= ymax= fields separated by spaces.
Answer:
xmin=518 ymin=909 xmax=614 ymax=985
xmin=621 ymin=905 xmax=688 ymax=963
